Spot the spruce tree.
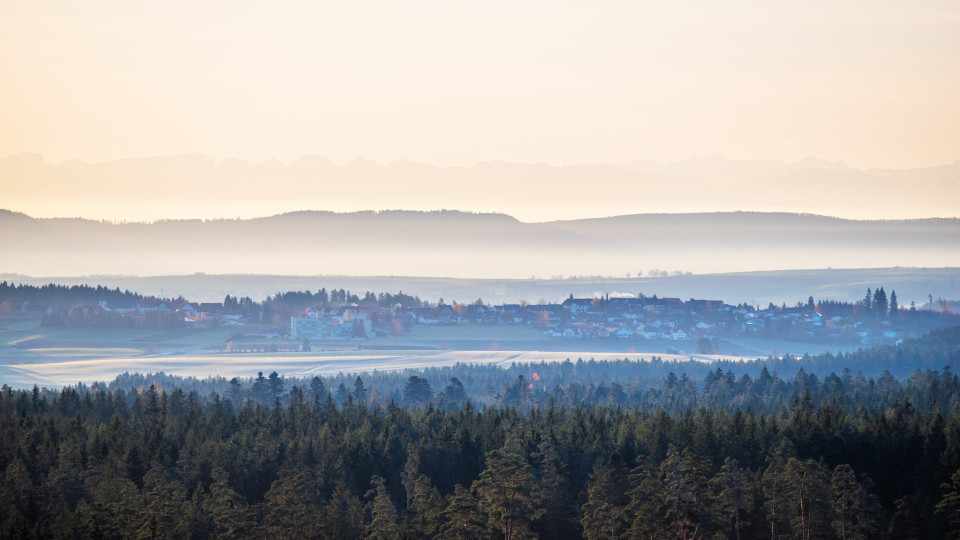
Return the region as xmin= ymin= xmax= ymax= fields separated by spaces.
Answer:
xmin=440 ymin=485 xmax=487 ymax=540
xmin=309 ymin=376 xmax=326 ymax=405
xmin=713 ymin=457 xmax=753 ymax=540
xmin=937 ymin=469 xmax=960 ymax=539
xmin=404 ymin=474 xmax=444 ymax=539
xmin=353 ymin=376 xmax=368 ymax=404
xmin=581 ymin=456 xmax=632 ymax=539
xmin=203 ymin=468 xmax=255 ymax=540
xmin=367 ymin=475 xmax=400 ymax=540
xmin=874 ymin=288 xmax=888 ymax=318
xmin=472 ymin=449 xmax=544 ymax=540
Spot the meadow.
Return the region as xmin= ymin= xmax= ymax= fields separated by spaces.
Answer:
xmin=0 ymin=316 xmax=863 ymax=388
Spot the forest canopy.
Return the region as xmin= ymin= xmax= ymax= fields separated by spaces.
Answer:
xmin=2 ymin=326 xmax=960 ymax=538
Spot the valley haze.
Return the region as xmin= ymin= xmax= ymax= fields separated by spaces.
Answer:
xmin=2 ymin=208 xmax=957 ymax=280
xmin=3 ymin=268 xmax=959 ymax=313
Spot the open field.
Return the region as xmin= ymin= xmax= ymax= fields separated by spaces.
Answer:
xmin=0 ymin=350 xmax=757 ymax=389
xmin=0 ymin=319 xmax=238 ymax=365
xmin=0 ymin=317 xmax=869 ymax=388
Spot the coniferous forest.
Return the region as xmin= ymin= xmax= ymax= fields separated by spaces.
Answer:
xmin=3 ymin=328 xmax=960 ymax=538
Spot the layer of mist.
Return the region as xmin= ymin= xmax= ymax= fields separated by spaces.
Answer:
xmin=2 ymin=209 xmax=959 ymax=279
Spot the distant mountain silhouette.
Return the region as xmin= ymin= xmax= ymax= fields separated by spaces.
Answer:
xmin=2 ymin=154 xmax=958 ymax=222
xmin=1 ymin=209 xmax=957 ymax=278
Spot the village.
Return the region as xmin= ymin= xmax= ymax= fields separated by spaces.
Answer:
xmin=6 ymin=280 xmax=954 ymax=352
xmin=284 ymin=292 xmax=943 ymax=348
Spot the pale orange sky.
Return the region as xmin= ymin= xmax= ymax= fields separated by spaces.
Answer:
xmin=1 ymin=0 xmax=959 ymax=170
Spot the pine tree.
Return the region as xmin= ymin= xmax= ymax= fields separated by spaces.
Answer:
xmin=937 ymin=469 xmax=960 ymax=539
xmin=873 ymin=288 xmax=888 ymax=318
xmin=309 ymin=376 xmax=326 ymax=405
xmin=85 ymin=472 xmax=144 ymax=539
xmin=436 ymin=378 xmax=468 ymax=410
xmin=336 ymin=383 xmax=350 ymax=405
xmin=252 ymin=372 xmax=268 ymax=403
xmin=762 ymin=441 xmax=794 ymax=540
xmin=581 ymin=456 xmax=632 ymax=540
xmin=440 ymin=485 xmax=487 ymax=540
xmin=202 ymin=468 xmax=255 ymax=540
xmin=267 ymin=371 xmax=284 ymax=402
xmin=137 ymin=463 xmax=189 ymax=539
xmin=889 ymin=290 xmax=899 ymax=317
xmin=228 ymin=377 xmax=244 ymax=404
xmin=889 ymin=495 xmax=927 ymax=539
xmin=659 ymin=446 xmax=718 ymax=538
xmin=263 ymin=467 xmax=319 ymax=538
xmin=353 ymin=376 xmax=368 ymax=404
xmin=537 ymin=439 xmax=574 ymax=538
xmin=1 ymin=459 xmax=34 ymax=532
xmin=627 ymin=458 xmax=670 ymax=538
xmin=831 ymin=464 xmax=858 ymax=540
xmin=832 ymin=464 xmax=881 ymax=539
xmin=401 ymin=449 xmax=421 ymax=511
xmin=403 ymin=376 xmax=433 ymax=408
xmin=472 ymin=449 xmax=544 ymax=540
xmin=782 ymin=458 xmax=831 ymax=540
xmin=713 ymin=457 xmax=754 ymax=540
xmin=322 ymin=483 xmax=366 ymax=539
xmin=367 ymin=475 xmax=400 ymax=540
xmin=404 ymin=474 xmax=444 ymax=539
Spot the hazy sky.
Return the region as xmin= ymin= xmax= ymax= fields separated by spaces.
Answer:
xmin=2 ymin=0 xmax=959 ymax=169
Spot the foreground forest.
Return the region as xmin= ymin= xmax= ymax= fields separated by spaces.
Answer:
xmin=3 ymin=329 xmax=960 ymax=538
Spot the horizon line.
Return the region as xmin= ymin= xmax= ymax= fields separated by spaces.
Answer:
xmin=4 ymin=208 xmax=960 ymax=226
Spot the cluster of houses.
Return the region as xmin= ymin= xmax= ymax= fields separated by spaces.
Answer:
xmin=454 ymin=296 xmax=739 ymax=342
xmin=288 ymin=294 xmax=909 ymax=346
xmin=10 ymin=286 xmax=922 ymax=346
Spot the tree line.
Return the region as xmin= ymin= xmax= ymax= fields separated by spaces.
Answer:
xmin=3 ymin=327 xmax=960 ymax=537
xmin=0 ymin=282 xmax=144 ymax=309
xmin=99 ymin=326 xmax=960 ymax=414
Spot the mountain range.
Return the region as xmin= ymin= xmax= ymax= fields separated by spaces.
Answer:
xmin=1 ymin=209 xmax=957 ymax=279
xmin=2 ymin=153 xmax=958 ymax=222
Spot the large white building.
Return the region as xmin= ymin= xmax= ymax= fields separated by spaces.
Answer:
xmin=290 ymin=316 xmax=371 ymax=340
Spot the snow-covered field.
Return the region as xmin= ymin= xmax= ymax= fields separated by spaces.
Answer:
xmin=0 ymin=350 xmax=753 ymax=388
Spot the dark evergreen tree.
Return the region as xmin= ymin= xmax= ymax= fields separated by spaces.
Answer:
xmin=404 ymin=474 xmax=444 ymax=539
xmin=322 ymin=483 xmax=366 ymax=539
xmin=367 ymin=475 xmax=400 ymax=540
xmin=436 ymin=378 xmax=468 ymax=410
xmin=440 ymin=485 xmax=487 ymax=540
xmin=353 ymin=376 xmax=368 ymax=404
xmin=713 ymin=457 xmax=753 ymax=540
xmin=581 ymin=456 xmax=632 ymax=539
xmin=336 ymin=382 xmax=350 ymax=406
xmin=874 ymin=287 xmax=888 ymax=318
xmin=937 ymin=469 xmax=960 ymax=539
xmin=202 ymin=468 xmax=256 ymax=540
xmin=309 ymin=376 xmax=326 ymax=404
xmin=403 ymin=376 xmax=433 ymax=408
xmin=472 ymin=449 xmax=544 ymax=540
xmin=267 ymin=371 xmax=284 ymax=402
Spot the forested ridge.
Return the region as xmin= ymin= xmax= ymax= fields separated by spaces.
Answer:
xmin=3 ymin=329 xmax=960 ymax=538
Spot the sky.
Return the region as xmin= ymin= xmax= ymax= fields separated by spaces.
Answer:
xmin=2 ymin=0 xmax=959 ymax=171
